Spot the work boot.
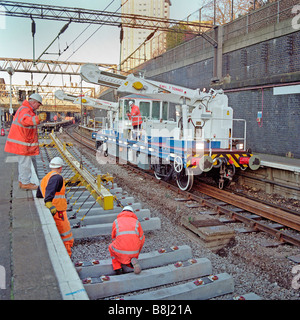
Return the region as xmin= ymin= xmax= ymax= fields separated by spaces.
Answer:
xmin=131 ymin=258 xmax=141 ymax=274
xmin=114 ymin=268 xmax=123 ymax=275
xmin=20 ymin=183 xmax=38 ymax=190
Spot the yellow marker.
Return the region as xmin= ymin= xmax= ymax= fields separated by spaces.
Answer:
xmin=132 ymin=81 xmax=144 ymax=90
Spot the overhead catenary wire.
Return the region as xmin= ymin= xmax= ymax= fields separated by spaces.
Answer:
xmin=43 ymin=0 xmax=122 ymax=86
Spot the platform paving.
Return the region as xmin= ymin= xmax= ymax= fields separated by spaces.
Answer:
xmin=0 ymin=137 xmax=62 ymax=300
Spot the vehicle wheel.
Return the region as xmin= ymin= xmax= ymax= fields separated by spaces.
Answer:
xmin=153 ymin=164 xmax=173 ymax=181
xmin=176 ymin=168 xmax=194 ymax=191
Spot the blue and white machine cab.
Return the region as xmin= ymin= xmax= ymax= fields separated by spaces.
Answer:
xmin=78 ymin=64 xmax=261 ymax=191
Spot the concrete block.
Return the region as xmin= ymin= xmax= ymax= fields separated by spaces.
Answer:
xmin=69 ymin=203 xmax=142 ymax=217
xmin=70 ymin=196 xmax=135 ymax=209
xmin=124 ymin=273 xmax=234 ymax=300
xmin=181 ymin=216 xmax=235 ymax=252
xmin=76 ymin=245 xmax=193 ymax=278
xmin=70 ymin=209 xmax=151 ymax=226
xmin=72 ymin=217 xmax=161 ymax=239
xmin=233 ymin=292 xmax=262 ymax=300
xmin=84 ymin=258 xmax=212 ymax=299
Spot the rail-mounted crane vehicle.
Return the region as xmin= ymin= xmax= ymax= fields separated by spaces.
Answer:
xmin=71 ymin=64 xmax=260 ymax=191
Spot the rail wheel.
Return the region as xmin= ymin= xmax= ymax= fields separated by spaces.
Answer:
xmin=176 ymin=168 xmax=194 ymax=191
xmin=153 ymin=164 xmax=173 ymax=181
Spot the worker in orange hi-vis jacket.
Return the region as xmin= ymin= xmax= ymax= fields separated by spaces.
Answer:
xmin=127 ymin=101 xmax=142 ymax=129
xmin=37 ymin=157 xmax=74 ymax=257
xmin=4 ymin=93 xmax=47 ymax=190
xmin=108 ymin=206 xmax=145 ymax=275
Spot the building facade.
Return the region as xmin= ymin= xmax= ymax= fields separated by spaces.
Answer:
xmin=121 ymin=0 xmax=171 ymax=72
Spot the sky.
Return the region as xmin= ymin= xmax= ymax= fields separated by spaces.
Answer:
xmin=0 ymin=0 xmax=202 ymax=87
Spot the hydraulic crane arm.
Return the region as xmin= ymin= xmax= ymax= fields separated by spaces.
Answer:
xmin=80 ymin=63 xmax=219 ymax=107
xmin=55 ymin=90 xmax=118 ymax=112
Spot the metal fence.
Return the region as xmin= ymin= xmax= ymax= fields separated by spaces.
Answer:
xmin=124 ymin=0 xmax=298 ymax=73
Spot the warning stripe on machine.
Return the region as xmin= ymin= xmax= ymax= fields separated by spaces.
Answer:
xmin=186 ymin=154 xmax=201 ymax=168
xmin=186 ymin=153 xmax=250 ymax=168
xmin=211 ymin=153 xmax=248 ymax=168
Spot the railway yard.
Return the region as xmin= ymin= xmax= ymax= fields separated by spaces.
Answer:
xmin=33 ymin=126 xmax=300 ymax=300
xmin=1 ymin=0 xmax=300 ymax=304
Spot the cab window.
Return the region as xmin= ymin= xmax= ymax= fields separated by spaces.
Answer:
xmin=152 ymin=101 xmax=160 ymax=120
xmin=139 ymin=101 xmax=150 ymax=118
xmin=162 ymin=102 xmax=168 ymax=120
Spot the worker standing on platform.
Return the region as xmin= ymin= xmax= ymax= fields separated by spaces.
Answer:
xmin=127 ymin=101 xmax=142 ymax=130
xmin=109 ymin=206 xmax=145 ymax=275
xmin=37 ymin=157 xmax=74 ymax=257
xmin=4 ymin=93 xmax=47 ymax=190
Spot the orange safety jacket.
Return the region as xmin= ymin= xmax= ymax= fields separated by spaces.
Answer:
xmin=40 ymin=171 xmax=73 ymax=251
xmin=4 ymin=100 xmax=41 ymax=156
xmin=40 ymin=171 xmax=68 ymax=211
xmin=128 ymin=104 xmax=142 ymax=126
xmin=110 ymin=210 xmax=145 ymax=264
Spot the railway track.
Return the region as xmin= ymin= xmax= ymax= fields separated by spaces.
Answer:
xmin=63 ymin=125 xmax=300 ymax=247
xmin=36 ymin=132 xmax=236 ymax=300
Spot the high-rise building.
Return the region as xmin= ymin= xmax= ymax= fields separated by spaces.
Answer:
xmin=120 ymin=0 xmax=171 ymax=71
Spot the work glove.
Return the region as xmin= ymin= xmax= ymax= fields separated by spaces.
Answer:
xmin=38 ymin=112 xmax=47 ymax=122
xmin=45 ymin=201 xmax=57 ymax=216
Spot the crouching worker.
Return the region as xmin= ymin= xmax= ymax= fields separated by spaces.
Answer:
xmin=37 ymin=157 xmax=74 ymax=257
xmin=109 ymin=206 xmax=145 ymax=275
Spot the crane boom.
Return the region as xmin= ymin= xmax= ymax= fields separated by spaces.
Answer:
xmin=55 ymin=90 xmax=118 ymax=112
xmin=80 ymin=63 xmax=220 ymax=107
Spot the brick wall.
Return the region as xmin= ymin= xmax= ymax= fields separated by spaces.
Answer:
xmin=227 ymin=89 xmax=300 ymax=158
xmin=139 ymin=30 xmax=300 ymax=158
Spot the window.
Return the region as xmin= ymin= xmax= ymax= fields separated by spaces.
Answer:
xmin=119 ymin=100 xmax=124 ymax=120
xmin=139 ymin=101 xmax=150 ymax=118
xmin=123 ymin=99 xmax=133 ymax=114
xmin=162 ymin=102 xmax=168 ymax=120
xmin=152 ymin=101 xmax=160 ymax=120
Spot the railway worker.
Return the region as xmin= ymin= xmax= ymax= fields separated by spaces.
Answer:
xmin=37 ymin=157 xmax=74 ymax=257
xmin=127 ymin=101 xmax=142 ymax=130
xmin=109 ymin=206 xmax=145 ymax=275
xmin=4 ymin=93 xmax=47 ymax=190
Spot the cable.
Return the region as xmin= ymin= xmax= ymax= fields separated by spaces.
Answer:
xmin=44 ymin=0 xmax=126 ymax=86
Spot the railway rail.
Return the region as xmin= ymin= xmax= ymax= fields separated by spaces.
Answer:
xmin=63 ymin=125 xmax=300 ymax=247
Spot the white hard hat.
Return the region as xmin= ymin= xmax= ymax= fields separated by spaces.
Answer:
xmin=128 ymin=101 xmax=134 ymax=106
xmin=122 ymin=205 xmax=133 ymax=212
xmin=29 ymin=93 xmax=43 ymax=105
xmin=49 ymin=157 xmax=64 ymax=168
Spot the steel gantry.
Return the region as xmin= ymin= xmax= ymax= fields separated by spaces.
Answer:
xmin=0 ymin=57 xmax=117 ymax=75
xmin=0 ymin=1 xmax=216 ymax=46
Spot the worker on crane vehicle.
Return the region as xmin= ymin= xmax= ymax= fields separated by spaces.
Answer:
xmin=127 ymin=101 xmax=142 ymax=129
xmin=4 ymin=93 xmax=47 ymax=190
xmin=36 ymin=157 xmax=74 ymax=257
xmin=108 ymin=206 xmax=145 ymax=275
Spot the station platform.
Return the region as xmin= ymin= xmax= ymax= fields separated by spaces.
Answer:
xmin=256 ymin=153 xmax=300 ymax=173
xmin=0 ymin=135 xmax=87 ymax=300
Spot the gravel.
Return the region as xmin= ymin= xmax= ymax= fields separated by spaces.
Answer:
xmin=67 ymin=141 xmax=300 ymax=300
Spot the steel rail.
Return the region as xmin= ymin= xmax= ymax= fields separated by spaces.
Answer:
xmin=63 ymin=126 xmax=300 ymax=246
xmin=195 ymin=184 xmax=300 ymax=232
